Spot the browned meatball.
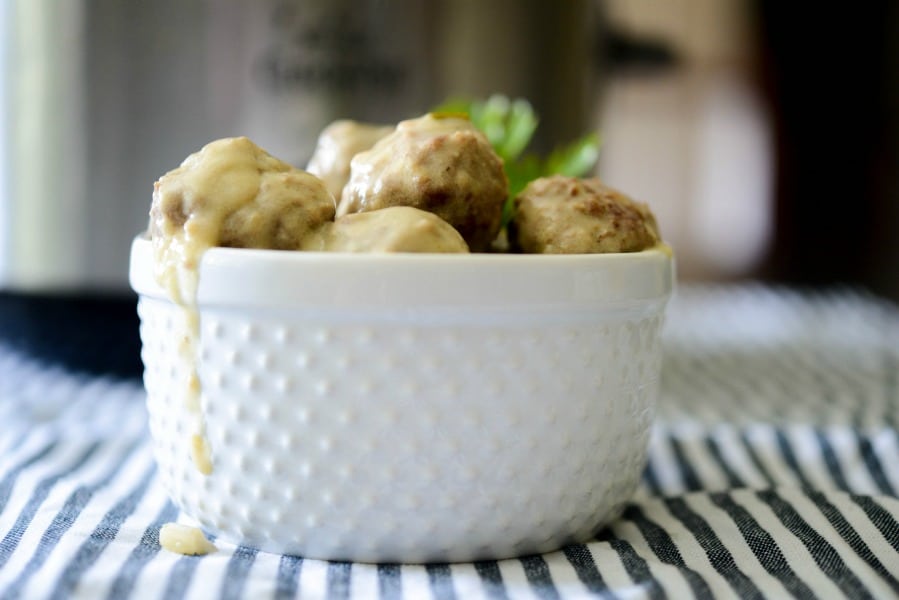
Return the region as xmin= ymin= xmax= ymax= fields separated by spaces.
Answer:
xmin=306 ymin=120 xmax=394 ymax=200
xmin=303 ymin=206 xmax=469 ymax=254
xmin=150 ymin=137 xmax=335 ymax=253
xmin=509 ymin=175 xmax=660 ymax=254
xmin=338 ymin=114 xmax=507 ymax=252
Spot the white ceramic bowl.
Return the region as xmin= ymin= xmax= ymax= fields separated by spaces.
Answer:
xmin=129 ymin=236 xmax=673 ymax=562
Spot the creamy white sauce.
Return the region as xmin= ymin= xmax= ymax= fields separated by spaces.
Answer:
xmin=302 ymin=207 xmax=469 ymax=253
xmin=153 ymin=235 xmax=209 ymax=473
xmin=159 ymin=523 xmax=217 ymax=556
xmin=150 ymin=137 xmax=335 ymax=477
xmin=149 ymin=137 xmax=336 ymax=550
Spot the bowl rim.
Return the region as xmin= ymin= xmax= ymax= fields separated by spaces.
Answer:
xmin=129 ymin=235 xmax=674 ymax=310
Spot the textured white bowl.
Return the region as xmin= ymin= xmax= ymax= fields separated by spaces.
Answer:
xmin=129 ymin=236 xmax=673 ymax=562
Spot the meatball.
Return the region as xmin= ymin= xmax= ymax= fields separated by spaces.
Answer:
xmin=338 ymin=113 xmax=507 ymax=252
xmin=509 ymin=175 xmax=660 ymax=254
xmin=303 ymin=206 xmax=469 ymax=254
xmin=306 ymin=120 xmax=393 ymax=200
xmin=150 ymin=136 xmax=335 ymax=253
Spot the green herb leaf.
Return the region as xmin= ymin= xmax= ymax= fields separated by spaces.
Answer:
xmin=506 ymin=154 xmax=544 ymax=200
xmin=432 ymin=97 xmax=473 ymax=116
xmin=545 ymin=132 xmax=601 ymax=178
xmin=502 ymin=154 xmax=543 ymax=226
xmin=497 ymin=98 xmax=538 ymax=162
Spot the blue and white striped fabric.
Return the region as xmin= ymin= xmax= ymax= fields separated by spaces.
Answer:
xmin=1 ymin=285 xmax=897 ymax=599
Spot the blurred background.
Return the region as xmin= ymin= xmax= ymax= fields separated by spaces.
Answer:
xmin=0 ymin=0 xmax=896 ymax=378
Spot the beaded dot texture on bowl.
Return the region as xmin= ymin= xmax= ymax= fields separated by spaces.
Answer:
xmin=139 ymin=302 xmax=663 ymax=562
xmin=131 ymin=238 xmax=674 ymax=562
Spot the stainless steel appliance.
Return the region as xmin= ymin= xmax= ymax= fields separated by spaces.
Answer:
xmin=0 ymin=0 xmax=600 ymax=375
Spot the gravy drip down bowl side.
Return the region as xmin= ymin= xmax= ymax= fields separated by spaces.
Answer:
xmin=129 ymin=236 xmax=674 ymax=562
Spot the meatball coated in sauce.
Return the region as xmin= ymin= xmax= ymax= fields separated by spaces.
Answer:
xmin=338 ymin=114 xmax=508 ymax=252
xmin=303 ymin=206 xmax=469 ymax=254
xmin=509 ymin=175 xmax=660 ymax=254
xmin=150 ymin=137 xmax=335 ymax=253
xmin=217 ymin=170 xmax=335 ymax=250
xmin=306 ymin=120 xmax=394 ymax=201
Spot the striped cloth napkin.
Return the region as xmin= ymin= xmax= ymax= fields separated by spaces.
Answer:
xmin=0 ymin=285 xmax=897 ymax=599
